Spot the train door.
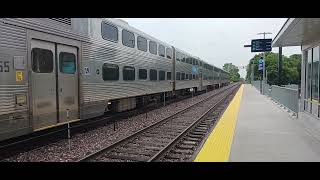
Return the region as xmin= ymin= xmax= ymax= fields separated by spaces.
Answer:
xmin=31 ymin=40 xmax=57 ymax=129
xmin=31 ymin=39 xmax=79 ymax=130
xmin=57 ymin=44 xmax=79 ymax=123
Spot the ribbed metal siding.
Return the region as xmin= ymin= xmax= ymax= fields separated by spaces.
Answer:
xmin=81 ymin=40 xmax=172 ymax=103
xmin=0 ymin=22 xmax=27 ymax=51
xmin=0 ymin=85 xmax=28 ymax=115
xmin=49 ymin=18 xmax=71 ymax=26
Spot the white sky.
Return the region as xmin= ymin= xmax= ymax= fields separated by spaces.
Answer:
xmin=121 ymin=18 xmax=301 ymax=78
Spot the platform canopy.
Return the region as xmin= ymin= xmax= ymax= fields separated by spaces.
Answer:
xmin=272 ymin=18 xmax=320 ymax=47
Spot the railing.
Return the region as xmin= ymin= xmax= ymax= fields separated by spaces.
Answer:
xmin=270 ymin=85 xmax=299 ymax=114
xmin=251 ymin=81 xmax=299 ymax=115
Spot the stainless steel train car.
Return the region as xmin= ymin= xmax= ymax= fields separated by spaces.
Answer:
xmin=0 ymin=18 xmax=230 ymax=141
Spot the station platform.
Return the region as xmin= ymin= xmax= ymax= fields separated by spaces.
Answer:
xmin=194 ymin=84 xmax=320 ymax=162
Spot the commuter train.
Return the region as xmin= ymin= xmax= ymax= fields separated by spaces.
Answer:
xmin=0 ymin=18 xmax=230 ymax=141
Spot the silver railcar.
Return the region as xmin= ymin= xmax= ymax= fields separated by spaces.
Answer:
xmin=0 ymin=18 xmax=229 ymax=141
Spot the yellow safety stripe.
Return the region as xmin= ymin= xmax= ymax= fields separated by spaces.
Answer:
xmin=194 ymin=85 xmax=244 ymax=162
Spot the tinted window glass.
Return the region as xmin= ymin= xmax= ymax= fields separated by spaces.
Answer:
xmin=181 ymin=73 xmax=185 ymax=80
xmin=159 ymin=70 xmax=165 ymax=81
xmin=123 ymin=66 xmax=135 ymax=81
xmin=101 ymin=22 xmax=118 ymax=42
xmin=182 ymin=55 xmax=186 ymax=63
xmin=176 ymin=52 xmax=181 ymax=61
xmin=166 ymin=48 xmax=172 ymax=59
xmin=59 ymin=52 xmax=76 ymax=74
xmin=139 ymin=69 xmax=147 ymax=80
xmin=32 ymin=48 xmax=53 ymax=73
xmin=102 ymin=63 xmax=119 ymax=81
xmin=176 ymin=72 xmax=181 ymax=80
xmin=167 ymin=72 xmax=172 ymax=80
xmin=158 ymin=45 xmax=165 ymax=57
xmin=189 ymin=74 xmax=192 ymax=80
xmin=137 ymin=36 xmax=147 ymax=52
xmin=122 ymin=30 xmax=135 ymax=48
xmin=150 ymin=69 xmax=157 ymax=81
xmin=149 ymin=41 xmax=157 ymax=55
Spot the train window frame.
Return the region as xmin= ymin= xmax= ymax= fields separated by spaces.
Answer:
xmin=122 ymin=29 xmax=135 ymax=48
xmin=150 ymin=69 xmax=158 ymax=81
xmin=166 ymin=48 xmax=172 ymax=59
xmin=167 ymin=72 xmax=172 ymax=80
xmin=181 ymin=73 xmax=185 ymax=80
xmin=102 ymin=63 xmax=119 ymax=81
xmin=159 ymin=70 xmax=165 ymax=81
xmin=158 ymin=44 xmax=165 ymax=57
xmin=123 ymin=66 xmax=135 ymax=81
xmin=31 ymin=48 xmax=54 ymax=73
xmin=59 ymin=52 xmax=76 ymax=74
xmin=101 ymin=22 xmax=118 ymax=43
xmin=149 ymin=41 xmax=157 ymax=55
xmin=176 ymin=52 xmax=181 ymax=61
xmin=176 ymin=72 xmax=181 ymax=80
xmin=137 ymin=36 xmax=147 ymax=52
xmin=138 ymin=68 xmax=147 ymax=80
xmin=181 ymin=55 xmax=186 ymax=63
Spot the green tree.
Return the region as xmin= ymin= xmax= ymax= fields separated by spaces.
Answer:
xmin=223 ymin=63 xmax=240 ymax=82
xmin=245 ymin=52 xmax=301 ymax=85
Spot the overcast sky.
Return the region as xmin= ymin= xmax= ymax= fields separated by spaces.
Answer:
xmin=120 ymin=18 xmax=301 ymax=78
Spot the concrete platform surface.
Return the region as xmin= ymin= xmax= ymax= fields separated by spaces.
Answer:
xmin=229 ymin=84 xmax=320 ymax=161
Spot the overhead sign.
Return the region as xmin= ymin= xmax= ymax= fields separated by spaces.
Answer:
xmin=251 ymin=39 xmax=272 ymax=52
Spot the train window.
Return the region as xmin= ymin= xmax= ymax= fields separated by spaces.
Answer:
xmin=182 ymin=56 xmax=186 ymax=63
xmin=59 ymin=52 xmax=76 ymax=74
xmin=102 ymin=63 xmax=119 ymax=81
xmin=150 ymin=69 xmax=157 ymax=81
xmin=159 ymin=70 xmax=165 ymax=81
xmin=166 ymin=48 xmax=172 ymax=59
xmin=176 ymin=72 xmax=181 ymax=80
xmin=181 ymin=73 xmax=185 ymax=80
xmin=101 ymin=22 xmax=118 ymax=42
xmin=167 ymin=72 xmax=172 ymax=80
xmin=176 ymin=52 xmax=180 ymax=61
xmin=149 ymin=41 xmax=157 ymax=55
xmin=122 ymin=29 xmax=135 ymax=48
xmin=31 ymin=48 xmax=54 ymax=73
xmin=137 ymin=36 xmax=147 ymax=52
xmin=189 ymin=74 xmax=192 ymax=80
xmin=123 ymin=66 xmax=135 ymax=81
xmin=158 ymin=45 xmax=165 ymax=57
xmin=138 ymin=69 xmax=147 ymax=80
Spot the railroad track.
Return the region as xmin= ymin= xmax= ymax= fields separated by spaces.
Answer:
xmin=79 ymin=83 xmax=240 ymax=162
xmin=0 ymin=89 xmax=205 ymax=161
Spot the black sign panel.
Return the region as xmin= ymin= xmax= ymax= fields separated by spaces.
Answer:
xmin=251 ymin=39 xmax=272 ymax=52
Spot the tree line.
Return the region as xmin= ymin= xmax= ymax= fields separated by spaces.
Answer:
xmin=245 ymin=52 xmax=301 ymax=85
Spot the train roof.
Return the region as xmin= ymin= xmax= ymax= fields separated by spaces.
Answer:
xmin=104 ymin=18 xmax=215 ymax=67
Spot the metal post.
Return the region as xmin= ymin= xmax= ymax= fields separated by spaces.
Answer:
xmin=251 ymin=62 xmax=254 ymax=83
xmin=278 ymin=47 xmax=283 ymax=86
xmin=66 ymin=109 xmax=71 ymax=151
xmin=163 ymin=92 xmax=166 ymax=106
